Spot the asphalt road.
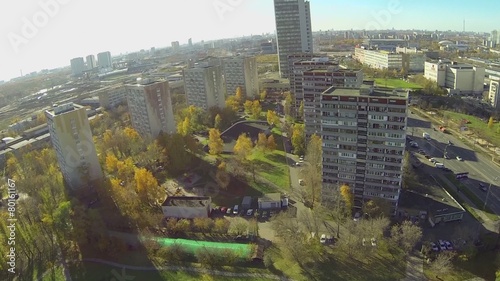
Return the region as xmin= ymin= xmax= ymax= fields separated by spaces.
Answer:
xmin=407 ymin=111 xmax=500 ymax=215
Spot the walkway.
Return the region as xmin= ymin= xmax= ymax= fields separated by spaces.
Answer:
xmin=400 ymin=254 xmax=425 ymax=281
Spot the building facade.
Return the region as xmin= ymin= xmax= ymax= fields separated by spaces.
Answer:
xmin=161 ymin=196 xmax=212 ymax=219
xmin=86 ymin=55 xmax=96 ymax=70
xmin=302 ymin=68 xmax=364 ymax=138
xmin=126 ymin=79 xmax=176 ymax=139
xmin=70 ymin=57 xmax=85 ymax=76
xmin=424 ymin=60 xmax=485 ymax=95
xmin=319 ymin=86 xmax=408 ymax=210
xmin=97 ymin=51 xmax=112 ymax=69
xmin=183 ymin=63 xmax=226 ymax=110
xmin=171 ymin=41 xmax=180 ymax=51
xmin=273 ymin=0 xmax=313 ymax=78
xmin=97 ymin=86 xmax=127 ymax=109
xmin=45 ymin=103 xmax=103 ymax=189
xmin=223 ymin=56 xmax=259 ymax=99
xmin=489 ymin=76 xmax=500 ymax=109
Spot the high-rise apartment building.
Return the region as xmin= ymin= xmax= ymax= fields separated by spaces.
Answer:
xmin=45 ymin=103 xmax=103 ymax=189
xmin=489 ymin=76 xmax=500 ymax=109
xmin=86 ymin=55 xmax=96 ymax=70
xmin=319 ymin=86 xmax=408 ymax=210
xmin=183 ymin=62 xmax=226 ymax=110
xmin=303 ymin=68 xmax=364 ymax=138
xmin=223 ymin=56 xmax=259 ymax=99
xmin=126 ymin=79 xmax=176 ymax=139
xmin=97 ymin=51 xmax=113 ymax=69
xmin=171 ymin=41 xmax=180 ymax=51
xmin=97 ymin=86 xmax=127 ymax=109
xmin=290 ymin=56 xmax=337 ymax=106
xmin=273 ymin=0 xmax=313 ymax=78
xmin=70 ymin=57 xmax=85 ymax=76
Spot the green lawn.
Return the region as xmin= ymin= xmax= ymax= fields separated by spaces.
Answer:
xmin=373 ymin=78 xmax=422 ymax=89
xmin=250 ymin=150 xmax=290 ymax=190
xmin=442 ymin=110 xmax=500 ymax=147
xmin=70 ymin=262 xmax=278 ymax=281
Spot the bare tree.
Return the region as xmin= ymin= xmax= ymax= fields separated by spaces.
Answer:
xmin=430 ymin=251 xmax=455 ymax=279
xmin=390 ymin=221 xmax=423 ymax=253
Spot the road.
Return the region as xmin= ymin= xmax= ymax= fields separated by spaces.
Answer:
xmin=407 ymin=111 xmax=500 ymax=215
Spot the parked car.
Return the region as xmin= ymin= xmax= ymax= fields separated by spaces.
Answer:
xmin=409 ymin=141 xmax=419 ymax=148
xmin=456 ymin=156 xmax=463 ymax=161
xmin=233 ymin=205 xmax=239 ymax=215
xmin=220 ymin=206 xmax=228 ymax=213
xmin=444 ymin=240 xmax=453 ymax=250
xmin=479 ymin=183 xmax=487 ymax=192
xmin=353 ymin=212 xmax=361 ymax=222
xmin=438 ymin=240 xmax=447 ymax=251
xmin=430 ymin=242 xmax=439 ymax=251
xmin=429 ymin=158 xmax=437 ymax=163
xmin=226 ymin=208 xmax=232 ymax=215
xmin=418 ymin=149 xmax=426 ymax=155
xmin=425 ymin=155 xmax=432 ymax=159
xmin=246 ymin=209 xmax=254 ymax=216
xmin=299 ymin=155 xmax=304 ymax=161
xmin=320 ymin=234 xmax=327 ymax=244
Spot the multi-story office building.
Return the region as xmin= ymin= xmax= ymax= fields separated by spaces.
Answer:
xmin=126 ymin=79 xmax=176 ymax=139
xmin=70 ymin=57 xmax=85 ymax=76
xmin=45 ymin=103 xmax=103 ymax=189
xmin=86 ymin=55 xmax=96 ymax=70
xmin=273 ymin=0 xmax=313 ymax=78
xmin=223 ymin=56 xmax=259 ymax=99
xmin=302 ymin=68 xmax=364 ymax=138
xmin=319 ymin=86 xmax=408 ymax=210
xmin=424 ymin=60 xmax=485 ymax=95
xmin=183 ymin=62 xmax=226 ymax=110
xmin=290 ymin=56 xmax=337 ymax=106
xmin=97 ymin=86 xmax=127 ymax=109
xmin=489 ymin=76 xmax=500 ymax=109
xmin=97 ymin=51 xmax=113 ymax=69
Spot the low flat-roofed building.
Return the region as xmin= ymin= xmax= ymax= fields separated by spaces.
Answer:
xmin=161 ymin=196 xmax=212 ymax=219
xmin=258 ymin=193 xmax=282 ymax=209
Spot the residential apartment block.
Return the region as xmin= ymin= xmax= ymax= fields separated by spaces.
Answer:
xmin=97 ymin=86 xmax=127 ymax=109
xmin=354 ymin=47 xmax=426 ymax=72
xmin=302 ymin=68 xmax=364 ymax=138
xmin=183 ymin=62 xmax=226 ymax=110
xmin=273 ymin=0 xmax=313 ymax=78
xmin=70 ymin=57 xmax=85 ymax=76
xmin=223 ymin=56 xmax=259 ymax=99
xmin=86 ymin=55 xmax=96 ymax=70
xmin=126 ymin=79 xmax=176 ymax=139
xmin=97 ymin=51 xmax=112 ymax=69
xmin=424 ymin=60 xmax=485 ymax=95
xmin=319 ymin=86 xmax=408 ymax=210
xmin=489 ymin=76 xmax=500 ymax=109
xmin=45 ymin=103 xmax=103 ymax=189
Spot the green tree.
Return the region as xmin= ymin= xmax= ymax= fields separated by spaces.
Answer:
xmin=208 ymin=128 xmax=224 ymax=155
xmin=402 ymin=151 xmax=417 ymax=189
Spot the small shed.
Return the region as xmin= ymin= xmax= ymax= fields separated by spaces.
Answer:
xmin=241 ymin=196 xmax=252 ymax=209
xmin=258 ymin=193 xmax=282 ymax=210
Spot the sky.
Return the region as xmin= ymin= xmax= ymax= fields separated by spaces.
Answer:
xmin=0 ymin=0 xmax=498 ymax=82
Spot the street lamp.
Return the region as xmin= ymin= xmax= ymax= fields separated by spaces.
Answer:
xmin=484 ymin=176 xmax=499 ymax=211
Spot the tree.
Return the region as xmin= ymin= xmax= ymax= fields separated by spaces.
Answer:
xmin=208 ymin=128 xmax=224 ymax=155
xmin=488 ymin=116 xmax=494 ymax=129
xmin=215 ymin=161 xmax=230 ymax=190
xmin=244 ymin=100 xmax=253 ymax=114
xmin=193 ymin=218 xmax=214 ymax=233
xmin=235 ymin=86 xmax=243 ymax=105
xmin=134 ymin=168 xmax=162 ymax=205
xmin=430 ymin=251 xmax=455 ymax=279
xmin=256 ymin=132 xmax=268 ymax=151
xmin=260 ymin=90 xmax=267 ymax=101
xmin=402 ymin=151 xmax=417 ymax=189
xmin=105 ymin=152 xmax=119 ymax=174
xmin=178 ymin=116 xmax=192 ymax=136
xmin=229 ymin=217 xmax=249 ymax=235
xmin=298 ymin=101 xmax=304 ymax=119
xmin=291 ymin=124 xmax=305 ymax=155
xmin=214 ymin=218 xmax=230 ymax=234
xmin=362 ymin=198 xmax=392 ymax=218
xmin=233 ymin=133 xmax=253 ymax=160
xmin=284 ymin=92 xmax=293 ymax=117
xmin=267 ymin=135 xmax=277 ymax=151
xmin=340 ymin=184 xmax=354 ymax=215
xmin=214 ymin=114 xmax=222 ymax=129
xmin=390 ymin=221 xmax=423 ymax=253
xmin=225 ymin=96 xmax=239 ymax=112
xmin=266 ymin=110 xmax=280 ymax=127
xmin=251 ymin=100 xmax=262 ymax=119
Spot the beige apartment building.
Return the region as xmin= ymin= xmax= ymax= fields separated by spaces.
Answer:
xmin=45 ymin=103 xmax=103 ymax=189
xmin=319 ymin=86 xmax=408 ymax=210
xmin=126 ymin=79 xmax=176 ymax=139
xmin=489 ymin=76 xmax=500 ymax=108
xmin=223 ymin=56 xmax=259 ymax=99
xmin=183 ymin=62 xmax=226 ymax=110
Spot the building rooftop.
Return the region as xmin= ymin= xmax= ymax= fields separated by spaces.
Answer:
xmin=258 ymin=193 xmax=281 ymax=203
xmin=399 ymin=187 xmax=464 ymax=217
xmin=305 ymin=68 xmax=360 ymax=73
xmin=162 ymin=196 xmax=211 ymax=207
xmin=322 ymin=85 xmax=408 ymax=98
xmin=45 ymin=103 xmax=84 ymax=116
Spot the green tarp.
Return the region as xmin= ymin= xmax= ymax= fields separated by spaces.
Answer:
xmin=155 ymin=237 xmax=252 ymax=258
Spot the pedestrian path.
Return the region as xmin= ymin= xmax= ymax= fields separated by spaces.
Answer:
xmin=400 ymin=254 xmax=425 ymax=281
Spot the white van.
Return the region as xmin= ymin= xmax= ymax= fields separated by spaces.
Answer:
xmin=435 ymin=163 xmax=444 ymax=169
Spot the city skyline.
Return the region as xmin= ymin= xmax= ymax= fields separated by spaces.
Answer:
xmin=1 ymin=0 xmax=499 ymax=82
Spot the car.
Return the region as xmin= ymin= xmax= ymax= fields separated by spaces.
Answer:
xmin=418 ymin=149 xmax=426 ymax=155
xmin=456 ymin=156 xmax=463 ymax=161
xmin=299 ymin=155 xmax=304 ymax=161
xmin=246 ymin=209 xmax=254 ymax=216
xmin=430 ymin=242 xmax=439 ymax=251
xmin=371 ymin=238 xmax=377 ymax=247
xmin=410 ymin=142 xmax=419 ymax=148
xmin=429 ymin=158 xmax=437 ymax=163
xmin=438 ymin=240 xmax=447 ymax=251
xmin=406 ymin=136 xmax=413 ymax=142
xmin=362 ymin=238 xmax=367 ymax=246
xmin=353 ymin=212 xmax=361 ymax=222
xmin=298 ymin=179 xmax=305 ymax=185
xmin=233 ymin=205 xmax=239 ymax=215
xmin=220 ymin=206 xmax=227 ymax=213
xmin=444 ymin=154 xmax=450 ymax=159
xmin=425 ymin=155 xmax=432 ymax=159
xmin=226 ymin=208 xmax=232 ymax=215
xmin=479 ymin=183 xmax=487 ymax=192
xmin=448 ymin=140 xmax=453 ymax=145
xmin=295 ymin=162 xmax=302 ymax=166
xmin=320 ymin=234 xmax=327 ymax=244
xmin=444 ymin=241 xmax=453 ymax=250
xmin=298 ymin=159 xmax=304 ymax=163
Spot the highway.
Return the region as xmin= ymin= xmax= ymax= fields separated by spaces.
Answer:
xmin=407 ymin=111 xmax=500 ymax=215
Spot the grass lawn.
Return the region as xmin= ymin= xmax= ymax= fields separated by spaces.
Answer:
xmin=373 ymin=78 xmax=422 ymax=89
xmin=442 ymin=110 xmax=500 ymax=147
xmin=70 ymin=262 xmax=278 ymax=281
xmin=250 ymin=150 xmax=290 ymax=190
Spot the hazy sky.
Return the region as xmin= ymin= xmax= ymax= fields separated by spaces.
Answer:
xmin=0 ymin=0 xmax=498 ymax=82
